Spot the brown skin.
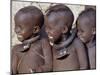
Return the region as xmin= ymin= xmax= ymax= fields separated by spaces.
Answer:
xmin=85 ymin=5 xmax=96 ymax=10
xmin=77 ymin=17 xmax=95 ymax=44
xmin=52 ymin=38 xmax=89 ymax=71
xmin=14 ymin=13 xmax=35 ymax=42
xmin=45 ymin=12 xmax=68 ymax=43
xmin=11 ymin=12 xmax=52 ymax=74
xmin=77 ymin=15 xmax=96 ymax=69
xmin=45 ymin=11 xmax=89 ymax=71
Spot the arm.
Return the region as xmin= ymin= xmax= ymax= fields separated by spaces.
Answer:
xmin=36 ymin=38 xmax=53 ymax=72
xmin=11 ymin=46 xmax=19 ymax=75
xmin=74 ymin=38 xmax=89 ymax=69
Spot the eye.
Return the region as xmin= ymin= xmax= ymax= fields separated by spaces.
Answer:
xmin=78 ymin=29 xmax=84 ymax=35
xmin=17 ymin=24 xmax=23 ymax=29
xmin=33 ymin=27 xmax=37 ymax=31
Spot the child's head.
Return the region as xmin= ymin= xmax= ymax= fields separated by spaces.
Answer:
xmin=14 ymin=6 xmax=44 ymax=42
xmin=45 ymin=4 xmax=74 ymax=43
xmin=85 ymin=5 xmax=96 ymax=10
xmin=76 ymin=8 xmax=96 ymax=43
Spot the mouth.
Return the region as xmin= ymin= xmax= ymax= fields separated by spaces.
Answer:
xmin=17 ymin=35 xmax=24 ymax=41
xmin=79 ymin=36 xmax=85 ymax=42
xmin=49 ymin=41 xmax=54 ymax=46
xmin=48 ymin=36 xmax=54 ymax=46
xmin=48 ymin=35 xmax=54 ymax=40
xmin=48 ymin=36 xmax=53 ymax=39
xmin=17 ymin=35 xmax=23 ymax=38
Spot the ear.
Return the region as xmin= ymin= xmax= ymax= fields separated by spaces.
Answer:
xmin=62 ymin=26 xmax=68 ymax=34
xmin=92 ymin=27 xmax=96 ymax=35
xmin=33 ymin=25 xmax=40 ymax=33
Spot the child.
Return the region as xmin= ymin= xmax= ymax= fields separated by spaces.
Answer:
xmin=76 ymin=8 xmax=96 ymax=69
xmin=45 ymin=4 xmax=89 ymax=71
xmin=11 ymin=6 xmax=52 ymax=74
xmin=85 ymin=5 xmax=96 ymax=10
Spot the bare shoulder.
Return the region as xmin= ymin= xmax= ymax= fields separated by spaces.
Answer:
xmin=73 ymin=37 xmax=85 ymax=49
xmin=11 ymin=44 xmax=23 ymax=53
xmin=73 ymin=38 xmax=85 ymax=50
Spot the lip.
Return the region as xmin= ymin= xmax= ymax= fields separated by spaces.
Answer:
xmin=48 ymin=36 xmax=53 ymax=39
xmin=17 ymin=35 xmax=24 ymax=41
xmin=48 ymin=35 xmax=55 ymax=44
xmin=48 ymin=36 xmax=54 ymax=41
xmin=49 ymin=41 xmax=54 ymax=46
xmin=17 ymin=35 xmax=23 ymax=38
xmin=79 ymin=36 xmax=85 ymax=42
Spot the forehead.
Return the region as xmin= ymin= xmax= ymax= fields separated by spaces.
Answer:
xmin=15 ymin=13 xmax=33 ymax=23
xmin=47 ymin=12 xmax=67 ymax=22
xmin=78 ymin=16 xmax=92 ymax=28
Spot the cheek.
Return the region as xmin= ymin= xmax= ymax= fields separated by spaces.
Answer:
xmin=81 ymin=32 xmax=92 ymax=43
xmin=52 ymin=28 xmax=62 ymax=40
xmin=77 ymin=31 xmax=86 ymax=42
xmin=82 ymin=33 xmax=88 ymax=40
xmin=55 ymin=29 xmax=62 ymax=36
xmin=85 ymin=32 xmax=92 ymax=40
xmin=22 ymin=28 xmax=33 ymax=38
xmin=46 ymin=27 xmax=62 ymax=42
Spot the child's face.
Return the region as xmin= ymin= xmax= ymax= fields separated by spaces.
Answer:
xmin=45 ymin=13 xmax=68 ymax=43
xmin=14 ymin=14 xmax=34 ymax=42
xmin=77 ymin=17 xmax=95 ymax=43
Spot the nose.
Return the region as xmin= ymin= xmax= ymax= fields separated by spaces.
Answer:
xmin=15 ymin=26 xmax=21 ymax=34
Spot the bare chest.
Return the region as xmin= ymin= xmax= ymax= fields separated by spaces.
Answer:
xmin=52 ymin=45 xmax=80 ymax=71
xmin=17 ymin=41 xmax=44 ymax=73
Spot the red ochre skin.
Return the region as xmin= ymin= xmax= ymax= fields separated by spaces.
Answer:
xmin=77 ymin=8 xmax=96 ymax=69
xmin=45 ymin=4 xmax=89 ymax=71
xmin=11 ymin=6 xmax=52 ymax=75
xmin=11 ymin=38 xmax=52 ymax=74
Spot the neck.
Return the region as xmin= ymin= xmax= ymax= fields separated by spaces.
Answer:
xmin=61 ymin=34 xmax=67 ymax=42
xmin=20 ymin=35 xmax=40 ymax=52
xmin=58 ymin=33 xmax=70 ymax=43
xmin=23 ymin=35 xmax=40 ymax=45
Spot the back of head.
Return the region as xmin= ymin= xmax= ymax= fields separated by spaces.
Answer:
xmin=85 ymin=5 xmax=96 ymax=10
xmin=77 ymin=8 xmax=96 ymax=27
xmin=15 ymin=6 xmax=44 ymax=28
xmin=46 ymin=4 xmax=74 ymax=31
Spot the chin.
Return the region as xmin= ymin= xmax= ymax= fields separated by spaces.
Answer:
xmin=18 ymin=37 xmax=24 ymax=42
xmin=80 ymin=38 xmax=87 ymax=43
xmin=48 ymin=35 xmax=60 ymax=43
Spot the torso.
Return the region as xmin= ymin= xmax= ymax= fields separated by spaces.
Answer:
xmin=87 ymin=44 xmax=96 ymax=69
xmin=52 ymin=39 xmax=80 ymax=71
xmin=16 ymin=40 xmax=44 ymax=73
